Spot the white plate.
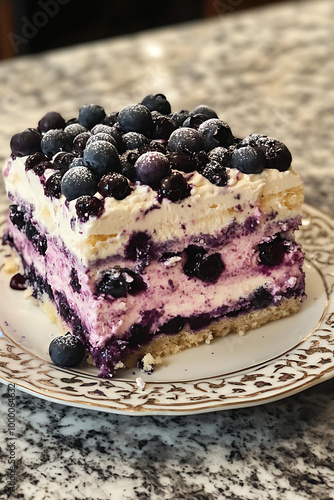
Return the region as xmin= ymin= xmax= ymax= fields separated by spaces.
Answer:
xmin=0 ymin=203 xmax=333 ymax=415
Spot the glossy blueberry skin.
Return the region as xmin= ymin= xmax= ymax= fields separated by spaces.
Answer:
xmin=118 ymin=104 xmax=153 ymax=134
xmin=135 ymin=151 xmax=171 ymax=188
xmin=167 ymin=152 xmax=195 ymax=173
xmin=73 ymin=132 xmax=91 ymax=153
xmin=38 ymin=111 xmax=66 ymax=133
xmin=10 ymin=128 xmax=42 ymax=157
xmin=44 ymin=172 xmax=62 ymax=199
xmin=78 ymin=103 xmax=106 ymax=129
xmin=231 ymin=145 xmax=266 ymax=174
xmin=97 ymin=173 xmax=131 ymax=200
xmin=168 ymin=128 xmax=204 ymax=154
xmin=49 ymin=333 xmax=85 ymax=368
xmin=141 ymin=94 xmax=171 ymax=115
xmin=198 ymin=119 xmax=234 ymax=151
xmin=61 ymin=166 xmax=98 ymax=201
xmin=40 ymin=129 xmax=72 ymax=158
xmin=160 ymin=172 xmax=190 ymax=202
xmin=83 ymin=140 xmax=120 ymax=178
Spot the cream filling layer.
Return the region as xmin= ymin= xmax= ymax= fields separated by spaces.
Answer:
xmin=3 ymin=156 xmax=303 ymax=266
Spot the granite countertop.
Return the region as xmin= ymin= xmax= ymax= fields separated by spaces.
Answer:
xmin=0 ymin=0 xmax=334 ymax=498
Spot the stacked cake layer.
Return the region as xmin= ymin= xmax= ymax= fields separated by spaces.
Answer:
xmin=2 ymin=96 xmax=306 ymax=376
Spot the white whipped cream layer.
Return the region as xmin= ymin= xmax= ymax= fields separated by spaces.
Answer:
xmin=3 ymin=156 xmax=303 ymax=266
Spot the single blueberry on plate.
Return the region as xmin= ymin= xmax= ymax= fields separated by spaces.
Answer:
xmin=257 ymin=236 xmax=286 ymax=266
xmin=231 ymin=144 xmax=266 ymax=174
xmin=78 ymin=103 xmax=106 ymax=129
xmin=44 ymin=172 xmax=62 ymax=199
xmin=135 ymin=151 xmax=171 ymax=188
xmin=198 ymin=119 xmax=234 ymax=151
xmin=118 ymin=104 xmax=153 ymax=134
xmin=38 ymin=111 xmax=66 ymax=133
xmin=202 ymin=161 xmax=229 ymax=186
xmin=141 ymin=94 xmax=171 ymax=115
xmin=40 ymin=129 xmax=72 ymax=158
xmin=192 ymin=104 xmax=218 ymax=119
xmin=61 ymin=166 xmax=98 ymax=201
xmin=160 ymin=172 xmax=191 ymax=202
xmin=49 ymin=332 xmax=85 ymax=368
xmin=83 ymin=140 xmax=120 ymax=178
xmin=75 ymin=195 xmax=104 ymax=222
xmin=96 ymin=269 xmax=127 ymax=298
xmin=168 ymin=128 xmax=204 ymax=154
xmin=10 ymin=128 xmax=42 ymax=157
xmin=98 ymin=173 xmax=131 ymax=200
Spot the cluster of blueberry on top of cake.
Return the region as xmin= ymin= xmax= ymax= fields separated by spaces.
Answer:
xmin=10 ymin=93 xmax=292 ymax=222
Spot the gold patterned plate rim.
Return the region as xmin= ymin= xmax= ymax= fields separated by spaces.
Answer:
xmin=0 ymin=202 xmax=333 ymax=415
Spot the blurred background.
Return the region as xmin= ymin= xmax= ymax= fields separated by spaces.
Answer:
xmin=0 ymin=0 xmax=289 ymax=59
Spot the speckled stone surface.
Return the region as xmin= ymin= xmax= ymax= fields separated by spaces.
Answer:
xmin=0 ymin=0 xmax=334 ymax=498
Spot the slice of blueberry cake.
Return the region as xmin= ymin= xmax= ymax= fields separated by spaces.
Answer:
xmin=2 ymin=95 xmax=306 ymax=376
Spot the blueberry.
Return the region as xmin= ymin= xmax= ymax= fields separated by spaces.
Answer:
xmin=118 ymin=104 xmax=153 ymax=134
xmin=150 ymin=113 xmax=176 ymax=139
xmin=121 ymin=268 xmax=147 ymax=295
xmin=192 ymin=151 xmax=210 ymax=173
xmin=170 ymin=109 xmax=190 ymax=127
xmin=75 ymin=195 xmax=104 ymax=222
xmin=69 ymin=157 xmax=84 ymax=168
xmin=141 ymin=94 xmax=171 ymax=115
xmin=10 ymin=273 xmax=27 ymax=291
xmin=198 ymin=119 xmax=234 ymax=151
xmin=196 ymin=253 xmax=224 ymax=282
xmin=168 ymin=128 xmax=204 ymax=154
xmin=159 ymin=316 xmax=186 ymax=334
xmin=182 ymin=114 xmax=208 ymax=129
xmin=26 ymin=222 xmax=47 ymax=255
xmin=140 ymin=139 xmax=167 ymax=155
xmin=251 ymin=287 xmax=272 ymax=309
xmin=91 ymin=124 xmax=115 ymax=135
xmin=78 ymin=103 xmax=106 ymax=129
xmin=208 ymin=146 xmax=232 ymax=167
xmin=61 ymin=166 xmax=98 ymax=201
xmin=257 ymin=236 xmax=286 ymax=266
xmin=83 ymin=140 xmax=120 ymax=178
xmin=231 ymin=145 xmax=266 ymax=174
xmin=135 ymin=151 xmax=171 ymax=188
xmin=262 ymin=138 xmax=292 ymax=171
xmin=31 ymin=160 xmax=52 ymax=176
xmin=98 ymin=173 xmax=131 ymax=200
xmin=73 ymin=132 xmax=91 ymax=153
xmin=25 ymin=152 xmax=46 ymax=170
xmin=38 ymin=111 xmax=66 ymax=133
xmin=49 ymin=332 xmax=85 ymax=368
xmin=96 ymin=269 xmax=127 ymax=298
xmin=40 ymin=129 xmax=72 ymax=158
xmin=167 ymin=152 xmax=195 ymax=173
xmin=122 ymin=132 xmax=148 ymax=151
xmin=86 ymin=133 xmax=117 ymax=149
xmin=9 ymin=205 xmax=25 ymax=230
xmin=160 ymin=172 xmax=190 ymax=202
xmin=10 ymin=128 xmax=42 ymax=157
xmin=183 ymin=245 xmax=206 ymax=277
xmin=192 ymin=105 xmax=218 ymax=119
xmin=64 ymin=123 xmax=87 ymax=142
xmin=53 ymin=152 xmax=77 ymax=170
xmin=44 ymin=172 xmax=62 ymax=199
xmin=202 ymin=161 xmax=229 ymax=186
xmin=103 ymin=112 xmax=118 ymax=126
